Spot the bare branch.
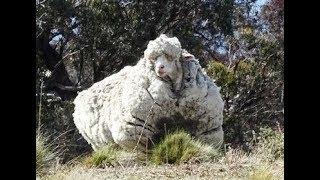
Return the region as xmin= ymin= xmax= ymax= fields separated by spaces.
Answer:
xmin=55 ymin=83 xmax=86 ymax=91
xmin=62 ymin=45 xmax=89 ymax=59
xmin=194 ymin=30 xmax=213 ymax=41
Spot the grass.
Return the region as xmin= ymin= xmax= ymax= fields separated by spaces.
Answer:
xmin=249 ymin=169 xmax=274 ymax=180
xmin=150 ymin=130 xmax=221 ymax=165
xmin=38 ymin=128 xmax=284 ymax=179
xmin=36 ymin=131 xmax=56 ymax=175
xmin=82 ymin=144 xmax=120 ymax=168
xmin=81 ymin=143 xmax=134 ymax=168
xmin=255 ymin=127 xmax=284 ymax=160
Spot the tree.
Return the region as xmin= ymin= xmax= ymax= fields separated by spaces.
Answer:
xmin=36 ymin=0 xmax=236 ymax=101
xmin=205 ymin=0 xmax=284 ymax=149
xmin=261 ymin=0 xmax=284 ymax=42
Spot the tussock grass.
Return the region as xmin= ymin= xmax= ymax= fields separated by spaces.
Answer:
xmin=36 ymin=131 xmax=57 ymax=175
xmin=150 ymin=130 xmax=221 ymax=165
xmin=81 ymin=144 xmax=132 ymax=168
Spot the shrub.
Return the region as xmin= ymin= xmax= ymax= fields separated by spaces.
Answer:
xmin=206 ymin=60 xmax=283 ymax=150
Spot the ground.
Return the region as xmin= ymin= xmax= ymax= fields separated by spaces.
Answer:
xmin=38 ymin=147 xmax=284 ymax=180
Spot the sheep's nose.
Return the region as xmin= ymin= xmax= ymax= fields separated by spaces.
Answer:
xmin=159 ymin=65 xmax=164 ymax=69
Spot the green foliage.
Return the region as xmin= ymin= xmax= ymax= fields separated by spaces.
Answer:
xmin=150 ymin=130 xmax=220 ymax=165
xmin=82 ymin=144 xmax=123 ymax=168
xmin=206 ymin=60 xmax=256 ymax=98
xmin=206 ymin=46 xmax=283 ymax=149
xmin=36 ymin=131 xmax=56 ymax=175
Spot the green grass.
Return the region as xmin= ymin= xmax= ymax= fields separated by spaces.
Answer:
xmin=150 ymin=130 xmax=220 ymax=165
xmin=36 ymin=131 xmax=56 ymax=175
xmin=82 ymin=144 xmax=129 ymax=168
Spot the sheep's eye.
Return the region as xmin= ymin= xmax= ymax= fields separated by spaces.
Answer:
xmin=165 ymin=54 xmax=172 ymax=61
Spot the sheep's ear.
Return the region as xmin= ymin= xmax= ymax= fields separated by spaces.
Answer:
xmin=181 ymin=53 xmax=195 ymax=61
xmin=180 ymin=49 xmax=195 ymax=61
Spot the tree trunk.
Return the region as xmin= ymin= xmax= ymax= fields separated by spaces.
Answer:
xmin=36 ymin=28 xmax=77 ymax=101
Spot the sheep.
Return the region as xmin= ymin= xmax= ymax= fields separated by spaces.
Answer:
xmin=73 ymin=34 xmax=224 ymax=152
xmin=73 ymin=34 xmax=184 ymax=151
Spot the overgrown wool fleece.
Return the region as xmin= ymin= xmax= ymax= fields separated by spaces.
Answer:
xmin=73 ymin=34 xmax=224 ymax=151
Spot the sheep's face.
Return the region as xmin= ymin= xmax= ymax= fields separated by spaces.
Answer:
xmin=154 ymin=54 xmax=177 ymax=78
xmin=144 ymin=34 xmax=183 ymax=78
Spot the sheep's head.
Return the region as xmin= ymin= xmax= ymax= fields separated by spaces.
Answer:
xmin=144 ymin=34 xmax=183 ymax=78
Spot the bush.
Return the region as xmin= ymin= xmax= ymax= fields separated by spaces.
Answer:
xmin=150 ymin=130 xmax=220 ymax=165
xmin=206 ymin=59 xmax=283 ymax=150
